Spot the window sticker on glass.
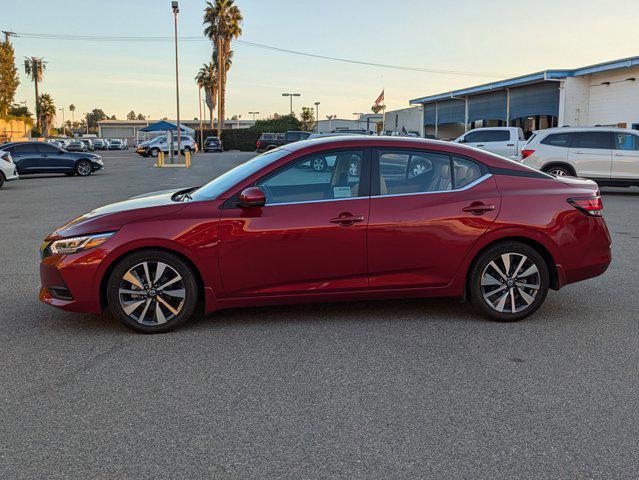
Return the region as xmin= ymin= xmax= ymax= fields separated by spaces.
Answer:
xmin=333 ymin=186 xmax=352 ymax=198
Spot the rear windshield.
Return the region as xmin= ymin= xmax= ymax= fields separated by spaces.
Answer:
xmin=540 ymin=133 xmax=570 ymax=147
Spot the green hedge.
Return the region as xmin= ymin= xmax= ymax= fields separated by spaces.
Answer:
xmin=196 ymin=128 xmax=260 ymax=151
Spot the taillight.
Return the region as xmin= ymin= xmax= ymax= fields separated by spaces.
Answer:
xmin=568 ymin=196 xmax=603 ymax=216
xmin=521 ymin=149 xmax=535 ymax=159
xmin=1 ymin=153 xmax=12 ymax=163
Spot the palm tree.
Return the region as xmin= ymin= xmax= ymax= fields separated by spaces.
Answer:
xmin=69 ymin=103 xmax=75 ymax=125
xmin=195 ymin=61 xmax=217 ymax=129
xmin=37 ymin=93 xmax=56 ymax=137
xmin=24 ymin=57 xmax=46 ymax=131
xmin=203 ymin=0 xmax=242 ymax=136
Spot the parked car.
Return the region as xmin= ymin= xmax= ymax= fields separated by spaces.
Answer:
xmin=93 ymin=139 xmax=109 ymax=150
xmin=0 ymin=149 xmax=19 ymax=188
xmin=79 ymin=139 xmax=95 ymax=151
xmin=520 ymin=127 xmax=639 ymax=187
xmin=109 ymin=139 xmax=127 ymax=150
xmin=255 ymin=131 xmax=311 ymax=152
xmin=66 ymin=140 xmax=88 ymax=152
xmin=203 ymin=136 xmax=223 ymax=152
xmin=454 ymin=127 xmax=527 ymax=159
xmin=2 ymin=141 xmax=103 ymax=177
xmin=135 ymin=135 xmax=197 ymax=157
xmin=39 ymin=136 xmax=611 ymax=333
xmin=45 ymin=139 xmax=64 ymax=149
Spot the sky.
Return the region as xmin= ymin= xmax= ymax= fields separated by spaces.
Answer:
xmin=6 ymin=0 xmax=639 ymax=126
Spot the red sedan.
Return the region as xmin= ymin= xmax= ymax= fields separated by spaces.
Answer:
xmin=40 ymin=137 xmax=611 ymax=333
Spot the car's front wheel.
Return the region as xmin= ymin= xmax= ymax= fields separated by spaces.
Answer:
xmin=107 ymin=250 xmax=199 ymax=333
xmin=312 ymin=157 xmax=327 ymax=172
xmin=544 ymin=165 xmax=573 ymax=177
xmin=0 ymin=172 xmax=4 ymax=189
xmin=150 ymin=148 xmax=160 ymax=158
xmin=75 ymin=160 xmax=93 ymax=177
xmin=469 ymin=242 xmax=549 ymax=322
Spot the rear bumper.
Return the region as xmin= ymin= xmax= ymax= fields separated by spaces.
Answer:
xmin=4 ymin=167 xmax=19 ymax=181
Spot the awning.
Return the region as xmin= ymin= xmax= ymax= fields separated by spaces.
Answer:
xmin=424 ymin=99 xmax=466 ymax=125
xmin=139 ymin=120 xmax=194 ymax=134
xmin=468 ymin=91 xmax=507 ymax=122
xmin=509 ymin=82 xmax=560 ymax=119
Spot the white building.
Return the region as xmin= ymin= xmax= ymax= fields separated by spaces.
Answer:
xmin=410 ymin=56 xmax=639 ymax=139
xmin=383 ymin=106 xmax=423 ymax=136
xmin=316 ymin=114 xmax=383 ymax=133
xmin=98 ymin=118 xmax=255 ymax=141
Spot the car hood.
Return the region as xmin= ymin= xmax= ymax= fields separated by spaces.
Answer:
xmin=47 ymin=188 xmax=189 ymax=240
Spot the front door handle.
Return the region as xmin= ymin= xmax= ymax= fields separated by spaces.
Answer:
xmin=462 ymin=202 xmax=495 ymax=215
xmin=330 ymin=212 xmax=364 ymax=226
xmin=476 ymin=144 xmax=485 ymax=147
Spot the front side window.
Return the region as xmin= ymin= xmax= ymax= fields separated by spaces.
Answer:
xmin=378 ymin=150 xmax=451 ymax=195
xmin=571 ymin=132 xmax=612 ymax=149
xmin=613 ymin=133 xmax=639 ymax=151
xmin=465 ymin=130 xmax=509 ymax=143
xmin=35 ymin=143 xmax=59 ymax=153
xmin=258 ymin=149 xmax=364 ymax=205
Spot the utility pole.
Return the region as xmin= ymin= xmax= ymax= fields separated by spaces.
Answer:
xmin=282 ymin=93 xmax=300 ymax=114
xmin=2 ymin=31 xmax=15 ymax=43
xmin=59 ymin=107 xmax=65 ymax=136
xmin=248 ymin=111 xmax=259 ymax=122
xmin=172 ymin=1 xmax=181 ymax=164
xmin=198 ymin=85 xmax=203 ymax=150
xmin=314 ymin=102 xmax=320 ymax=132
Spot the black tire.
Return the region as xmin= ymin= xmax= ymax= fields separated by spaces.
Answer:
xmin=150 ymin=148 xmax=160 ymax=158
xmin=311 ymin=157 xmax=327 ymax=172
xmin=0 ymin=172 xmax=5 ymax=189
xmin=543 ymin=165 xmax=573 ymax=177
xmin=469 ymin=241 xmax=549 ymax=322
xmin=64 ymin=172 xmax=75 ymax=177
xmin=106 ymin=250 xmax=199 ymax=333
xmin=75 ymin=160 xmax=93 ymax=177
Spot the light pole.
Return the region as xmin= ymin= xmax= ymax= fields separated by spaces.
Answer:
xmin=198 ymin=85 xmax=203 ymax=150
xmin=59 ymin=107 xmax=65 ymax=136
xmin=282 ymin=93 xmax=300 ymax=114
xmin=236 ymin=114 xmax=241 ymax=129
xmin=172 ymin=1 xmax=181 ymax=164
xmin=84 ymin=112 xmax=89 ymax=134
xmin=314 ymin=102 xmax=320 ymax=132
xmin=248 ymin=111 xmax=259 ymax=122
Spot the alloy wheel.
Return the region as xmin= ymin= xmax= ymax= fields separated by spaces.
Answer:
xmin=118 ymin=261 xmax=186 ymax=325
xmin=549 ymin=168 xmax=568 ymax=176
xmin=480 ymin=252 xmax=541 ymax=314
xmin=411 ymin=161 xmax=428 ymax=178
xmin=76 ymin=161 xmax=92 ymax=176
xmin=312 ymin=158 xmax=326 ymax=172
xmin=349 ymin=161 xmax=359 ymax=177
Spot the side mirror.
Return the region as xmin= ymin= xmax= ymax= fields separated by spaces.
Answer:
xmin=237 ymin=187 xmax=266 ymax=208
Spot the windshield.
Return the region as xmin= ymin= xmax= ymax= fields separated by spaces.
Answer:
xmin=191 ymin=148 xmax=290 ymax=200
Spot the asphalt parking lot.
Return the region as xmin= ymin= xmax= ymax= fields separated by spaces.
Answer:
xmin=1 ymin=149 xmax=638 ymax=479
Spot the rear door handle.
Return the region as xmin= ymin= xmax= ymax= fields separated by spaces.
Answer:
xmin=476 ymin=144 xmax=485 ymax=147
xmin=462 ymin=202 xmax=495 ymax=215
xmin=330 ymin=212 xmax=365 ymax=226
xmin=506 ymin=144 xmax=515 ymax=146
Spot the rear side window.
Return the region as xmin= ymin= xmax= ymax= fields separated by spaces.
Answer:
xmin=613 ymin=133 xmax=639 ymax=151
xmin=453 ymin=157 xmax=483 ymax=189
xmin=570 ymin=132 xmax=612 ymax=149
xmin=378 ymin=150 xmax=452 ymax=195
xmin=35 ymin=143 xmax=59 ymax=153
xmin=540 ymin=133 xmax=570 ymax=147
xmin=465 ymin=130 xmax=510 ymax=143
xmin=9 ymin=144 xmax=35 ymax=154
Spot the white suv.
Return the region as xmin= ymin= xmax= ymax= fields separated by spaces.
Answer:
xmin=0 ymin=149 xmax=19 ymax=188
xmin=521 ymin=127 xmax=639 ymax=187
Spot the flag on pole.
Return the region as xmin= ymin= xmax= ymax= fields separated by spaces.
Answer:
xmin=374 ymin=89 xmax=385 ymax=105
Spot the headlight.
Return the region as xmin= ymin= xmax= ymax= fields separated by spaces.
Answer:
xmin=49 ymin=232 xmax=115 ymax=255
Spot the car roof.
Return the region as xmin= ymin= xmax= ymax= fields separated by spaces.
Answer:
xmin=280 ymin=135 xmax=533 ymax=171
xmin=535 ymin=126 xmax=639 ymax=135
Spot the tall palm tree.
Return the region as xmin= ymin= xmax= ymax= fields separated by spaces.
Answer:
xmin=23 ymin=57 xmax=46 ymax=131
xmin=203 ymin=0 xmax=242 ymax=136
xmin=37 ymin=93 xmax=55 ymax=137
xmin=195 ymin=61 xmax=218 ymax=129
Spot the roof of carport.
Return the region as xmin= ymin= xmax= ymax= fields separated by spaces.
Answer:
xmin=410 ymin=55 xmax=639 ymax=105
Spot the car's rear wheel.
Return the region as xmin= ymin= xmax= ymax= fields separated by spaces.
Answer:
xmin=0 ymin=172 xmax=5 ymax=189
xmin=107 ymin=250 xmax=198 ymax=333
xmin=150 ymin=148 xmax=160 ymax=158
xmin=544 ymin=165 xmax=572 ymax=177
xmin=469 ymin=242 xmax=549 ymax=322
xmin=75 ymin=160 xmax=93 ymax=177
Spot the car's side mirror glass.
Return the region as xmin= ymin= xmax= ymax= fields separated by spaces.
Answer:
xmin=237 ymin=187 xmax=266 ymax=208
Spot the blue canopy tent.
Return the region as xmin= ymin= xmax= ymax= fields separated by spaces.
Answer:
xmin=139 ymin=120 xmax=194 ymax=135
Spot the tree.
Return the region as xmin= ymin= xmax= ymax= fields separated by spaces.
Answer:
xmin=371 ymin=103 xmax=384 ymax=114
xmin=136 ymin=113 xmax=145 ymax=120
xmin=252 ymin=114 xmax=302 ymax=134
xmin=127 ymin=110 xmax=136 ymax=120
xmin=86 ymin=108 xmax=107 ymax=129
xmin=24 ymin=57 xmax=46 ymax=131
xmin=195 ymin=60 xmax=217 ymax=128
xmin=300 ymin=107 xmax=316 ymax=132
xmin=37 ymin=93 xmax=56 ymax=137
xmin=203 ymin=0 xmax=243 ymax=137
xmin=0 ymin=39 xmax=19 ymax=117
